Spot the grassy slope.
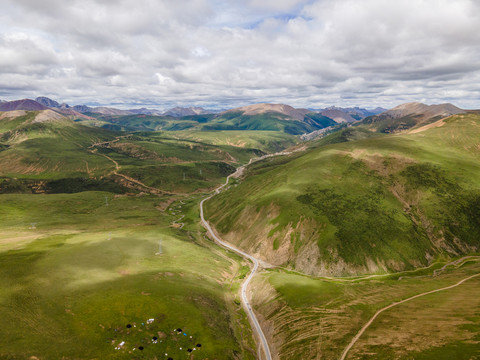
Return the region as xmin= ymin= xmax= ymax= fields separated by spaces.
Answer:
xmin=79 ymin=113 xmax=203 ymax=132
xmin=0 ymin=112 xmax=297 ymax=194
xmin=252 ymin=259 xmax=480 ymax=359
xmin=83 ymin=111 xmax=319 ymax=135
xmin=357 ymin=112 xmax=445 ymax=134
xmin=0 ymin=112 xmax=116 ymax=179
xmin=94 ymin=131 xmax=297 ymax=193
xmin=165 ymin=130 xmax=297 ymax=154
xmin=0 ymin=191 xmax=256 ymax=359
xmin=205 ymin=113 xmax=480 ymax=276
xmin=204 ymin=112 xmax=323 ymax=134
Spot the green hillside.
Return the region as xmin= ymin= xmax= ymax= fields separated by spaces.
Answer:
xmin=84 ymin=111 xmax=334 ymax=135
xmin=358 ymin=113 xmax=439 ymax=133
xmin=0 ymin=111 xmax=116 ymax=179
xmin=201 ymin=112 xmax=315 ymax=134
xmin=82 ymin=113 xmax=207 ymax=132
xmin=0 ymin=111 xmax=297 ymax=194
xmin=205 ymin=113 xmax=480 ymax=276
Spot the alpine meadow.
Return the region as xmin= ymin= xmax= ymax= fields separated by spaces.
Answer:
xmin=2 ymin=1 xmax=480 ymax=359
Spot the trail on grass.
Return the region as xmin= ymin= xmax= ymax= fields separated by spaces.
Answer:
xmin=172 ymin=214 xmax=185 ymax=229
xmin=90 ymin=137 xmax=178 ymax=195
xmin=339 ymin=272 xmax=480 ymax=360
xmin=199 ymin=149 xmax=301 ymax=360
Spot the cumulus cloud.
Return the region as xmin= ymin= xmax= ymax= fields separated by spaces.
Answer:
xmin=0 ymin=0 xmax=479 ymax=109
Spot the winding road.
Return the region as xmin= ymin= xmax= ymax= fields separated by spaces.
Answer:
xmin=199 ymin=152 xmax=297 ymax=360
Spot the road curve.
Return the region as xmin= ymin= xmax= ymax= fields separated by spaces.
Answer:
xmin=200 ymin=160 xmax=274 ymax=360
xmin=339 ymin=272 xmax=480 ymax=360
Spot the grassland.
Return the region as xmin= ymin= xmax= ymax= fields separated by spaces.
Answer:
xmin=0 ymin=111 xmax=297 ymax=194
xmin=202 ymin=112 xmax=319 ymax=134
xmin=163 ymin=130 xmax=297 ymax=154
xmin=5 ymin=108 xmax=480 ymax=359
xmin=250 ymin=258 xmax=480 ymax=359
xmin=92 ymin=131 xmax=296 ymax=193
xmin=0 ymin=191 xmax=257 ymax=359
xmin=0 ymin=112 xmax=115 ymax=180
xmin=205 ymin=113 xmax=480 ymax=276
xmin=0 ymin=112 xmax=304 ymax=358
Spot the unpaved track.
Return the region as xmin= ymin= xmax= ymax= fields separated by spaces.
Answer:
xmin=339 ymin=272 xmax=480 ymax=360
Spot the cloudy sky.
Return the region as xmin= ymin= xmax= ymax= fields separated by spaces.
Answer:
xmin=1 ymin=0 xmax=479 ymax=109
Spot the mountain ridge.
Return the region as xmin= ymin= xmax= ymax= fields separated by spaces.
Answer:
xmin=0 ymin=99 xmax=49 ymax=111
xmin=358 ymin=102 xmax=465 ymax=133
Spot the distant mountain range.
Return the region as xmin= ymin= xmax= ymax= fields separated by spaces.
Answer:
xmin=316 ymin=106 xmax=386 ymax=123
xmin=164 ymin=106 xmax=213 ymax=117
xmin=0 ymin=97 xmax=467 ymax=136
xmin=30 ymin=96 xmax=385 ymax=121
xmin=0 ymin=99 xmax=49 ymax=111
xmin=34 ymin=96 xmax=214 ymax=117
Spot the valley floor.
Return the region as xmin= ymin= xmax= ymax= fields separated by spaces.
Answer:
xmin=0 ymin=192 xmax=257 ymax=359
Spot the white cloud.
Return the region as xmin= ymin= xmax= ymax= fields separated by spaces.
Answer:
xmin=0 ymin=0 xmax=480 ymax=109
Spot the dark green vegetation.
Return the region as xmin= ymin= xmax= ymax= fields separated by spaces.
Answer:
xmin=204 ymin=111 xmax=324 ymax=134
xmin=205 ymin=113 xmax=480 ymax=276
xmin=83 ymin=113 xmax=214 ymax=132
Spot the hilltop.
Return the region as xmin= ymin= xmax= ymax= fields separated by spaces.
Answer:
xmin=359 ymin=102 xmax=464 ymax=133
xmin=0 ymin=99 xmax=49 ymax=111
xmin=222 ymin=103 xmax=310 ymax=121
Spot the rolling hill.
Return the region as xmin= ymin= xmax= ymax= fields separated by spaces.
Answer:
xmin=0 ymin=109 xmax=297 ymax=194
xmin=204 ymin=103 xmax=337 ymax=134
xmin=0 ymin=111 xmax=263 ymax=359
xmin=204 ymin=112 xmax=480 ymax=276
xmin=85 ymin=103 xmax=338 ymax=134
xmin=0 ymin=110 xmax=119 ymax=190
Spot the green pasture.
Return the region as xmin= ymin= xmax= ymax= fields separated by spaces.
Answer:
xmin=0 ymin=192 xmax=254 ymax=359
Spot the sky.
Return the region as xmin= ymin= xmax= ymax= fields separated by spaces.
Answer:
xmin=1 ymin=0 xmax=479 ymax=110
